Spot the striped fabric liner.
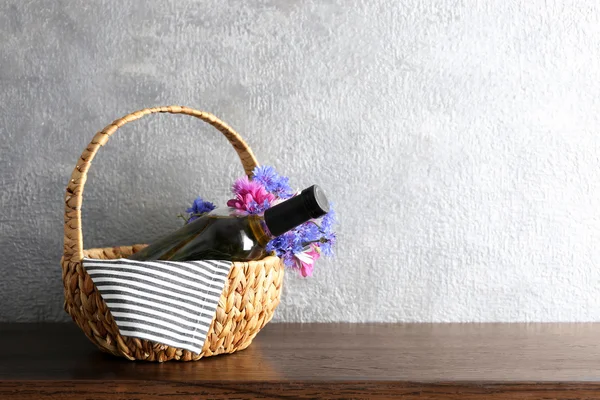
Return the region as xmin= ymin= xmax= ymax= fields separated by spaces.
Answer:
xmin=83 ymin=258 xmax=233 ymax=354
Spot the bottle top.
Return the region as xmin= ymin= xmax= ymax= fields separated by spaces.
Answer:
xmin=264 ymin=185 xmax=329 ymax=237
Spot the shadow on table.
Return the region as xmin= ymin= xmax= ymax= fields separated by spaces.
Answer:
xmin=68 ymin=341 xmax=282 ymax=382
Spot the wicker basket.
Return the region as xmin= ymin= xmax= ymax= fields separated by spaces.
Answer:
xmin=62 ymin=106 xmax=284 ymax=362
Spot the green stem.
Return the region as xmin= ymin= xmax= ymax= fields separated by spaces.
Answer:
xmin=302 ymin=238 xmax=329 ymax=247
xmin=305 ymin=220 xmax=327 ymax=235
xmin=177 ymin=213 xmax=190 ymax=224
xmin=177 ymin=212 xmax=211 ymax=224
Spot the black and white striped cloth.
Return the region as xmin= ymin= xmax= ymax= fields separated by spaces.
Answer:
xmin=83 ymin=258 xmax=232 ymax=354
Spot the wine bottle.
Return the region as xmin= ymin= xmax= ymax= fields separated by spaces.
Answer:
xmin=128 ymin=185 xmax=329 ymax=262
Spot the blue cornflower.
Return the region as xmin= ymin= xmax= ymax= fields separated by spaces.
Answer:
xmin=295 ymin=221 xmax=322 ymax=245
xmin=245 ymin=199 xmax=271 ymax=215
xmin=266 ymin=204 xmax=336 ymax=267
xmin=318 ymin=206 xmax=336 ymax=256
xmin=252 ymin=165 xmax=294 ymax=199
xmin=186 ymin=196 xmax=216 ymax=223
xmin=319 ymin=233 xmax=336 ymax=257
xmin=321 ymin=206 xmax=335 ymax=232
xmin=267 ymin=232 xmax=303 ymax=267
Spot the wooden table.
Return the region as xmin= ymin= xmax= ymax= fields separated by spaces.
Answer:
xmin=1 ymin=323 xmax=600 ymax=399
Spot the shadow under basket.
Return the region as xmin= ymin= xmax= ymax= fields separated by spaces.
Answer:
xmin=62 ymin=106 xmax=284 ymax=362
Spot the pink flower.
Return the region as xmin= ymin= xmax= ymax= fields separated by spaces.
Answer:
xmin=227 ymin=176 xmax=276 ymax=214
xmin=294 ymin=245 xmax=321 ymax=277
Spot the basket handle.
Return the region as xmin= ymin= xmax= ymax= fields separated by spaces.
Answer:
xmin=63 ymin=105 xmax=259 ymax=263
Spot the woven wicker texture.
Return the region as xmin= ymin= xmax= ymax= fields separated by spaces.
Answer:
xmin=62 ymin=106 xmax=284 ymax=362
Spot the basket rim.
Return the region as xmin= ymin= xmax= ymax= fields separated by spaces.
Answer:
xmin=81 ymin=245 xmax=281 ymax=264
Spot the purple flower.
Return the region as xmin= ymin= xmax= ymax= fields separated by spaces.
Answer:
xmin=252 ymin=165 xmax=294 ymax=199
xmin=266 ymin=203 xmax=336 ymax=269
xmin=321 ymin=206 xmax=335 ymax=232
xmin=318 ymin=206 xmax=336 ymax=256
xmin=267 ymin=232 xmax=303 ymax=268
xmin=319 ymin=235 xmax=336 ymax=257
xmin=296 ymin=221 xmax=322 ymax=245
xmin=186 ymin=197 xmax=216 ymax=223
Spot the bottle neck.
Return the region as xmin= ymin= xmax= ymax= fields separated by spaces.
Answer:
xmin=248 ymin=215 xmax=273 ymax=247
xmin=263 ymin=196 xmax=312 ymax=237
xmin=258 ymin=185 xmax=329 ymax=238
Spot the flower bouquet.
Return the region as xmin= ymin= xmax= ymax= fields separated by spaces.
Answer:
xmin=184 ymin=166 xmax=336 ymax=276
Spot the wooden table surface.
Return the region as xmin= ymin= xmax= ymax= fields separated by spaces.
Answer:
xmin=2 ymin=322 xmax=600 ymax=399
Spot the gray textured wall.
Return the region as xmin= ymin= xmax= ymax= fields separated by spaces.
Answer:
xmin=2 ymin=1 xmax=600 ymax=322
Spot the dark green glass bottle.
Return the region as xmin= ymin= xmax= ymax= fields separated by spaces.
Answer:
xmin=128 ymin=185 xmax=329 ymax=262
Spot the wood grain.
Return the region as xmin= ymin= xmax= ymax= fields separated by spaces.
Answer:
xmin=3 ymin=381 xmax=600 ymax=399
xmin=2 ymin=323 xmax=600 ymax=399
